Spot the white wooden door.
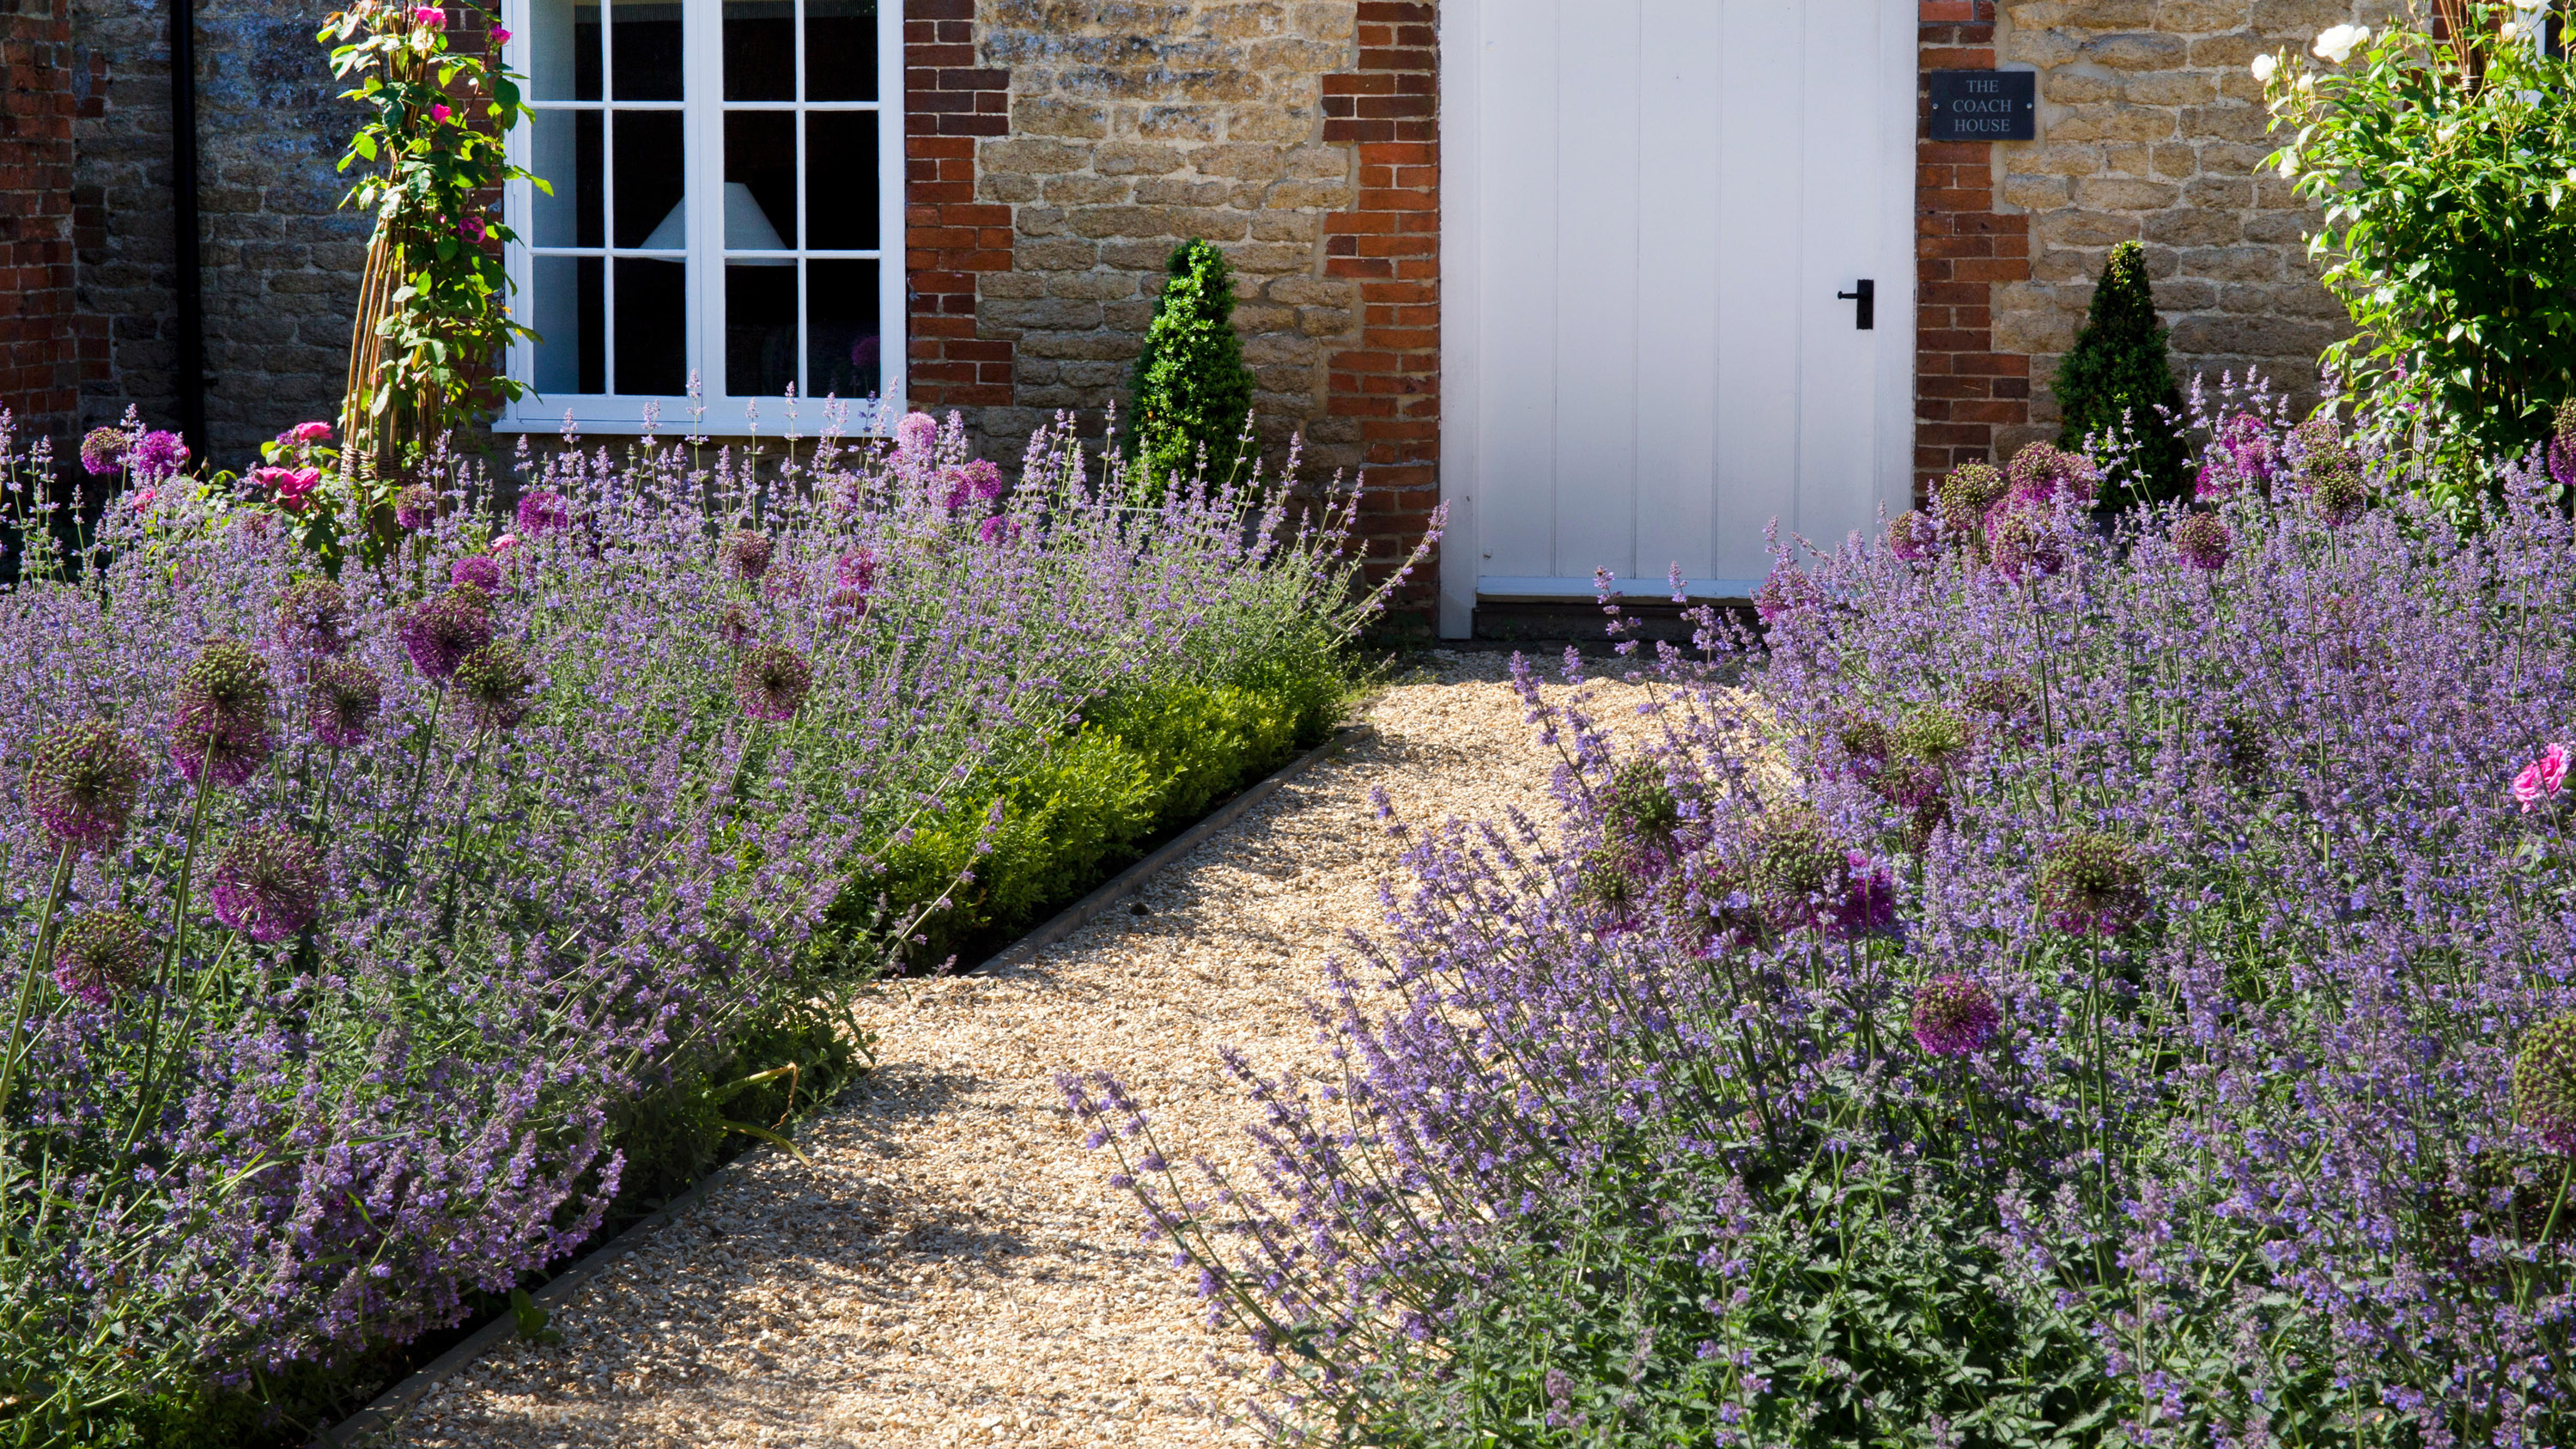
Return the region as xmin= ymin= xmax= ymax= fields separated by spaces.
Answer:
xmin=1438 ymin=0 xmax=1918 ymax=636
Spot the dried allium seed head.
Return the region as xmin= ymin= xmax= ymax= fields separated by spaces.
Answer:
xmin=52 ymin=910 xmax=154 ymax=1007
xmin=2293 ymin=417 xmax=2369 ymax=525
xmin=1745 ymin=806 xmax=1849 ymax=928
xmin=454 ymin=642 xmax=538 ymax=733
xmin=514 ymin=489 xmax=572 ymax=534
xmin=27 ymin=721 xmax=147 ymax=850
xmin=1887 ymin=509 xmax=1941 ymax=562
xmin=719 ymin=528 xmax=776 ymax=581
xmin=393 ymin=484 xmax=438 ymax=531
xmin=732 ymin=643 xmax=814 ymax=722
xmin=171 ymin=639 xmax=274 ymax=787
xmin=715 ymin=602 xmax=762 ymax=648
xmin=1935 ymin=462 xmax=2007 ymax=535
xmin=274 ymin=578 xmax=351 ymax=657
xmin=207 ymin=824 xmax=325 ymax=943
xmin=398 ymin=592 xmax=495 ymax=680
xmin=1867 ymin=756 xmax=1945 ymax=811
xmin=308 ymin=657 xmax=386 ymax=748
xmin=2172 ymin=512 xmax=2232 ymax=572
xmin=1893 ymin=708 xmax=1968 ymax=766
xmin=1573 ymin=840 xmax=1649 ymax=922
xmin=1836 ymin=715 xmax=1893 ymax=770
xmin=1604 ymin=758 xmax=1682 ymax=843
xmin=2215 ymin=711 xmax=2270 ymax=787
xmin=2036 ymin=831 xmax=2150 ymax=937
xmin=2514 ymin=1014 xmax=2576 ymax=1154
xmin=1911 ymin=974 xmax=2001 ymax=1057
xmin=1965 ymin=675 xmax=2033 ymax=729
xmin=79 ymin=427 xmax=129 ymax=477
xmin=449 ymin=554 xmax=503 ymax=594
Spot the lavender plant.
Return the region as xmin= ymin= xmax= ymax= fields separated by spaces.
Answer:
xmin=0 ymin=401 xmax=1414 ymax=1437
xmin=1078 ymin=403 xmax=2576 ymax=1445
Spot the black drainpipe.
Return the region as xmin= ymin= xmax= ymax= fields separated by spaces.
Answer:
xmin=170 ymin=0 xmax=206 ymax=458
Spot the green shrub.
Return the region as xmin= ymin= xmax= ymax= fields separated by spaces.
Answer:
xmin=1127 ymin=239 xmax=1259 ymax=504
xmin=2260 ymin=14 xmax=2576 ymax=496
xmin=2053 ymin=240 xmax=2189 ymax=505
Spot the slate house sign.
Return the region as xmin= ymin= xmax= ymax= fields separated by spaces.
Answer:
xmin=1927 ymin=70 xmax=2036 ymax=142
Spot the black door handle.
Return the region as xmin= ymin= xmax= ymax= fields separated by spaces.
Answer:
xmin=1837 ymin=279 xmax=1874 ymax=331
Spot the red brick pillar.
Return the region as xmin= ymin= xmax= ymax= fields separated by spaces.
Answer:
xmin=1915 ymin=0 xmax=2030 ymax=499
xmin=1322 ymin=1 xmax=1439 ymax=632
xmin=903 ymin=0 xmax=1012 ymax=414
xmin=0 ymin=0 xmax=86 ymax=449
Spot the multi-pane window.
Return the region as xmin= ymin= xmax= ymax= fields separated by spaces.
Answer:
xmin=500 ymin=0 xmax=901 ymax=432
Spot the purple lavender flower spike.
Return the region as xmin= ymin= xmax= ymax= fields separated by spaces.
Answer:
xmin=275 ymin=578 xmax=352 ymax=656
xmin=27 ymin=721 xmax=147 ymax=851
xmin=78 ymin=427 xmax=129 ymax=476
xmin=206 ymin=824 xmax=325 ymax=943
xmin=449 ymin=555 xmax=503 ymax=594
xmin=718 ymin=528 xmax=775 ymax=581
xmin=170 ymin=639 xmax=274 ymax=788
xmin=2515 ymin=1015 xmax=2576 ymax=1154
xmin=733 ymin=643 xmax=815 ymax=721
xmin=308 ymin=657 xmax=385 ymax=747
xmin=52 ymin=910 xmax=154 ymax=1007
xmin=398 ymin=591 xmax=496 ymax=680
xmin=1911 ymin=975 xmax=2000 ymax=1057
xmin=2035 ymin=831 xmax=2148 ymax=937
xmin=2172 ymin=512 xmax=2230 ymax=572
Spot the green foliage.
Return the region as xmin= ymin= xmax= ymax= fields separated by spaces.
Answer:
xmin=1127 ymin=240 xmax=1260 ymax=504
xmin=2054 ymin=240 xmax=2190 ymax=506
xmin=2261 ymin=11 xmax=2576 ymax=497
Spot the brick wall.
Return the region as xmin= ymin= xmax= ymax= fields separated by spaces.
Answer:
xmin=0 ymin=0 xmax=93 ymax=448
xmin=905 ymin=0 xmax=1012 ymax=415
xmin=1916 ymin=0 xmax=2031 ymax=498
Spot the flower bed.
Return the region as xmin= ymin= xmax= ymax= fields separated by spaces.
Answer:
xmin=0 ymin=411 xmax=1409 ymax=1441
xmin=1079 ymin=400 xmax=2576 ymax=1444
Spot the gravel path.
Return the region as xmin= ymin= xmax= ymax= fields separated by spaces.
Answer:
xmin=389 ymin=651 xmax=1655 ymax=1449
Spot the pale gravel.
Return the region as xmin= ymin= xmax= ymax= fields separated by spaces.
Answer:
xmin=388 ymin=650 xmax=1661 ymax=1449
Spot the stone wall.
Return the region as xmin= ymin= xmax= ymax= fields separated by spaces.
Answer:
xmin=1989 ymin=0 xmax=2384 ymax=456
xmin=70 ymin=0 xmax=366 ymax=467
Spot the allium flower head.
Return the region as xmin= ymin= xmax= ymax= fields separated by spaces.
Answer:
xmin=2511 ymin=742 xmax=2572 ymax=812
xmin=393 ymin=484 xmax=438 ymax=531
xmin=716 ymin=602 xmax=761 ymax=648
xmin=976 ymin=514 xmax=1020 ymax=548
xmin=454 ymin=642 xmax=538 ymax=733
xmin=449 ymin=554 xmax=503 ymax=594
xmin=2292 ymin=417 xmax=2368 ymax=525
xmin=836 ymin=549 xmax=879 ymax=594
xmin=27 ymin=721 xmax=147 ymax=851
xmin=1893 ymin=708 xmax=1968 ymax=767
xmin=513 ymin=489 xmax=572 ymax=534
xmin=274 ymin=579 xmax=350 ymax=656
xmin=170 ymin=639 xmax=274 ymax=787
xmin=2551 ymin=398 xmax=2575 ymax=490
xmin=308 ymin=657 xmax=385 ymax=748
xmin=1984 ymin=499 xmax=2065 ymax=578
xmin=131 ymin=429 xmax=188 ymax=484
xmin=1744 ymin=806 xmax=1848 ymax=928
xmin=1887 ymin=509 xmax=1941 ymax=562
xmin=733 ymin=643 xmax=815 ymax=721
xmin=2172 ymin=512 xmax=2231 ymax=572
xmin=2005 ymin=442 xmax=2099 ymax=505
xmin=1911 ymin=974 xmax=2001 ymax=1057
xmin=824 ymin=588 xmax=872 ymax=626
xmin=398 ymin=591 xmax=496 ymax=680
xmin=1573 ymin=839 xmax=1650 ymax=922
xmin=2215 ymin=711 xmax=2271 ymax=786
xmin=2217 ymin=413 xmax=2276 ymax=489
xmin=2036 ymin=831 xmax=2150 ymax=937
xmin=207 ymin=824 xmax=325 ymax=943
xmin=1935 ymin=462 xmax=2007 ymax=536
xmin=895 ymin=411 xmax=939 ymax=461
xmin=937 ymin=460 xmax=1005 ymax=510
xmin=1965 ymin=675 xmax=2032 ymax=729
xmin=52 ymin=910 xmax=154 ymax=1007
xmin=1604 ymin=758 xmax=1684 ymax=843
xmin=2515 ymin=1015 xmax=2576 ymax=1153
xmin=719 ymin=529 xmax=775 ymax=581
xmin=1753 ymin=564 xmax=1821 ymax=626
xmin=78 ymin=427 xmax=129 ymax=476
xmin=1824 ymin=852 xmax=1898 ymax=941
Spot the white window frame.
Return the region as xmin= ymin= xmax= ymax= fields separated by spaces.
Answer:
xmin=495 ymin=0 xmax=906 ymax=435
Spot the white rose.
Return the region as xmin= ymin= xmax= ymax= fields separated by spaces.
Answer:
xmin=2251 ymin=52 xmax=2279 ymax=82
xmin=2500 ymin=21 xmax=2526 ymax=41
xmin=2312 ymin=23 xmax=2369 ymax=64
xmin=2279 ymin=151 xmax=2300 ymax=179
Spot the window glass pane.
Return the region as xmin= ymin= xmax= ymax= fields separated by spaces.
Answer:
xmin=608 ymin=0 xmax=683 ymax=100
xmin=614 ymin=111 xmax=686 ymax=248
xmin=723 ymin=0 xmax=794 ymax=100
xmin=526 ymin=0 xmax=599 ymax=100
xmin=724 ymin=111 xmax=796 ymax=251
xmin=803 ymin=111 xmax=876 ymax=250
xmin=806 ymin=259 xmax=879 ymax=400
xmin=726 ymin=261 xmax=797 ymax=396
xmin=616 ymin=259 xmax=689 ymax=394
xmin=804 ymin=0 xmax=876 ymax=100
xmin=532 ymin=255 xmax=604 ymax=394
xmin=527 ymin=110 xmax=601 ymax=248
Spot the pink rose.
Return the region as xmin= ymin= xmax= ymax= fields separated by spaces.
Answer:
xmin=489 ymin=24 xmax=510 ymax=43
xmin=132 ymin=488 xmax=157 ymax=512
xmin=430 ymin=102 xmax=453 ymax=123
xmin=413 ymin=5 xmax=446 ymax=28
xmin=457 ymin=212 xmax=487 ymax=242
xmin=2512 ymin=745 xmax=2572 ymax=812
xmin=490 ymin=533 xmax=517 ymax=553
xmin=290 ymin=420 xmax=332 ymax=444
